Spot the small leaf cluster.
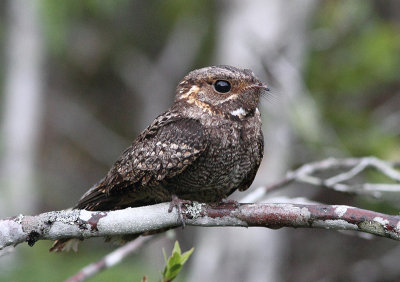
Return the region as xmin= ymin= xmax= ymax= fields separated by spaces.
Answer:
xmin=162 ymin=241 xmax=194 ymax=282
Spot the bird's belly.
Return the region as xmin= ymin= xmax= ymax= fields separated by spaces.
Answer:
xmin=167 ymin=130 xmax=256 ymax=202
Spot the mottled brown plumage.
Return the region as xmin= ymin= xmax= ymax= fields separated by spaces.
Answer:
xmin=51 ymin=65 xmax=268 ymax=251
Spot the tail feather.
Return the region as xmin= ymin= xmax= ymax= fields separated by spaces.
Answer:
xmin=50 ymin=235 xmax=140 ymax=252
xmin=49 ymin=239 xmax=81 ymax=252
xmin=49 ymin=177 xmax=149 ymax=252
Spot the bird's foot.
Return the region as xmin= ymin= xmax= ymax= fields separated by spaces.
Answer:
xmin=168 ymin=195 xmax=191 ymax=228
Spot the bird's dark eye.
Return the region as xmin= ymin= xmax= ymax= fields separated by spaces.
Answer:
xmin=214 ymin=80 xmax=231 ymax=93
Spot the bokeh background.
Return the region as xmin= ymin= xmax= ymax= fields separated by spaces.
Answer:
xmin=1 ymin=0 xmax=400 ymax=281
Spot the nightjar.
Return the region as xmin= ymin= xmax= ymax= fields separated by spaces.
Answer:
xmin=51 ymin=65 xmax=268 ymax=251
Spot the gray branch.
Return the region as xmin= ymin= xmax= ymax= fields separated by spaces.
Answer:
xmin=243 ymin=157 xmax=400 ymax=201
xmin=2 ymin=201 xmax=400 ymax=251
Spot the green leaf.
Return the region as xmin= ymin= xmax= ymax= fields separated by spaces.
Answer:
xmin=180 ymin=248 xmax=194 ymax=265
xmin=168 ymin=253 xmax=181 ymax=269
xmin=162 ymin=241 xmax=194 ymax=282
xmin=172 ymin=240 xmax=182 ymax=254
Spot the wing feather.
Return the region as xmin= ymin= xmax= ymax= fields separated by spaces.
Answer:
xmin=75 ymin=114 xmax=207 ymax=210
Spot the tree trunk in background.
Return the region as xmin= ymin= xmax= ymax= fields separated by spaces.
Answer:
xmin=188 ymin=1 xmax=317 ymax=281
xmin=0 ymin=0 xmax=43 ymax=217
xmin=0 ymin=0 xmax=43 ymax=273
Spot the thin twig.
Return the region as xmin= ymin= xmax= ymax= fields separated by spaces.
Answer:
xmin=249 ymin=157 xmax=400 ymax=200
xmin=65 ymin=236 xmax=153 ymax=282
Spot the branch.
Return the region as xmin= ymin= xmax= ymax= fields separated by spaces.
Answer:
xmin=0 ymin=204 xmax=178 ymax=250
xmin=65 ymin=236 xmax=152 ymax=282
xmin=53 ymin=156 xmax=400 ymax=280
xmin=2 ymin=202 xmax=400 ymax=250
xmin=243 ymin=157 xmax=400 ymax=202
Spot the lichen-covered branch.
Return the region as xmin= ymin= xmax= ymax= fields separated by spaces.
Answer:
xmin=1 ymin=201 xmax=400 ymax=250
xmin=0 ymin=204 xmax=178 ymax=250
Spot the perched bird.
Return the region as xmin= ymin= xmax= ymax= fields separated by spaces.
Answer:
xmin=50 ymin=65 xmax=268 ymax=252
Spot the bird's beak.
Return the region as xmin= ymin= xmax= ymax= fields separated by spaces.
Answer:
xmin=253 ymin=83 xmax=270 ymax=92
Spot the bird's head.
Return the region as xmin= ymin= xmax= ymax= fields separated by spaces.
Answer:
xmin=175 ymin=65 xmax=268 ymax=120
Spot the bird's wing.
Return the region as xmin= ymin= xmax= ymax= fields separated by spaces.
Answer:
xmin=75 ymin=113 xmax=208 ymax=210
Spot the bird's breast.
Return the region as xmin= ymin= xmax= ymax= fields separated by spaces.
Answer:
xmin=167 ymin=114 xmax=262 ymax=202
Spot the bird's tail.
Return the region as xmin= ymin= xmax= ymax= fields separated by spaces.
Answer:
xmin=50 ymin=235 xmax=140 ymax=252
xmin=49 ymin=238 xmax=81 ymax=252
xmin=49 ymin=180 xmax=106 ymax=253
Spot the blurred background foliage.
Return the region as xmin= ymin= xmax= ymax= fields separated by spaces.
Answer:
xmin=0 ymin=0 xmax=400 ymax=281
xmin=307 ymin=1 xmax=400 ymax=157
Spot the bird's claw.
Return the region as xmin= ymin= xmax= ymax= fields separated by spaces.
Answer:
xmin=168 ymin=195 xmax=191 ymax=228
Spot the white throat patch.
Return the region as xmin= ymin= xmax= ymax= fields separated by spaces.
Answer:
xmin=230 ymin=107 xmax=247 ymax=118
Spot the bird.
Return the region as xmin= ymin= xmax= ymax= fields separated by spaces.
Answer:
xmin=50 ymin=65 xmax=268 ymax=252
